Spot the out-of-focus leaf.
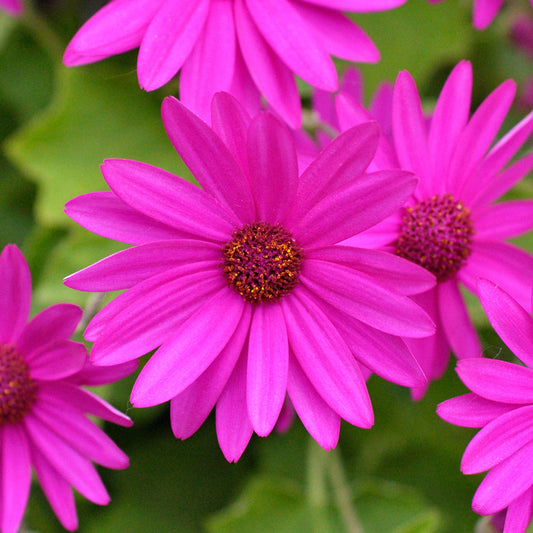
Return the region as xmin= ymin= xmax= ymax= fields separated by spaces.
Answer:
xmin=5 ymin=66 xmax=191 ymax=227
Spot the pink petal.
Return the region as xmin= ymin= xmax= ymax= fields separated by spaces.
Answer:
xmin=2 ymin=425 xmax=31 ymax=533
xmin=477 ymin=279 xmax=533 ymax=368
xmin=474 ymin=200 xmax=533 ymax=240
xmin=137 ymin=0 xmax=210 ymax=90
xmin=131 ymin=288 xmax=245 ymax=407
xmin=65 ymin=240 xmax=220 ymax=291
xmin=291 ymin=2 xmax=379 ymax=62
xmin=503 ymin=489 xmax=533 ymax=533
xmin=298 ymin=0 xmax=407 ymax=10
xmin=281 ymin=288 xmax=373 ymax=428
xmin=229 ymin=47 xmax=262 ymax=119
xmin=180 ymin=0 xmax=236 ymax=123
xmin=28 ymin=341 xmax=87 ymax=381
xmin=69 ymin=360 xmax=137 ymax=387
xmin=170 ymin=304 xmax=251 ymax=439
xmin=428 ymin=60 xmax=472 ymax=191
xmin=101 ymin=159 xmax=237 ymax=242
xmin=24 ymin=413 xmax=110 ymax=504
xmin=216 ymin=354 xmax=254 ymax=462
xmin=247 ymin=304 xmax=288 ymax=436
xmin=437 ymin=393 xmax=516 ymax=428
xmin=235 ymin=0 xmax=301 ymax=128
xmin=457 ymin=358 xmax=533 ymax=404
xmin=291 ymin=122 xmax=380 ymax=222
xmin=473 ymin=0 xmax=505 ymax=29
xmin=0 ymin=245 xmax=31 ymax=345
xmin=90 ymin=265 xmax=224 ymax=363
xmin=287 ymin=354 xmax=340 ymax=450
xmin=31 ymin=447 xmax=78 ymax=531
xmin=162 ymin=96 xmax=255 ymax=223
xmin=473 ymin=438 xmax=533 ymax=515
xmin=437 ymin=279 xmax=482 ymax=358
xmin=462 ymin=404 xmax=533 ymax=474
xmin=63 ymin=0 xmax=163 ymax=66
xmin=293 ymin=169 xmax=416 ymax=247
xmin=307 ymin=246 xmax=436 ymax=295
xmin=302 ymin=259 xmax=435 ymax=338
xmin=392 ymin=70 xmax=431 ymax=193
xmin=247 ymin=112 xmax=298 ymax=224
xmin=246 ymin=0 xmax=338 ymax=91
xmin=449 ymin=80 xmax=516 ymax=197
xmin=16 ymin=304 xmax=82 ymax=357
xmin=34 ymin=392 xmax=128 ymax=469
xmin=211 ymin=91 xmax=253 ymax=175
xmin=65 ymin=191 xmax=182 ymax=245
xmin=467 ymin=241 xmax=533 ymax=312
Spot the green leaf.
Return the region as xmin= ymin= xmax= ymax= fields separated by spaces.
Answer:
xmin=5 ymin=66 xmax=191 ymax=227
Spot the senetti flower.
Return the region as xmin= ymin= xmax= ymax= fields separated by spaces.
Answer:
xmin=438 ymin=280 xmax=533 ymax=533
xmin=63 ymin=0 xmax=406 ymax=127
xmin=0 ymin=0 xmax=22 ymax=16
xmin=0 ymin=245 xmax=134 ymax=533
xmin=334 ymin=60 xmax=533 ymax=398
xmin=65 ymin=92 xmax=436 ymax=462
xmin=428 ymin=0 xmax=533 ymax=29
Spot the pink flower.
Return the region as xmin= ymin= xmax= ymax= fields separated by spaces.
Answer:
xmin=62 ymin=0 xmax=406 ymax=127
xmin=0 ymin=244 xmax=134 ymax=533
xmin=334 ymin=60 xmax=533 ymax=398
xmin=0 ymin=0 xmax=22 ymax=16
xmin=428 ymin=0 xmax=533 ymax=30
xmin=65 ymin=92 xmax=436 ymax=462
xmin=437 ymin=280 xmax=533 ymax=533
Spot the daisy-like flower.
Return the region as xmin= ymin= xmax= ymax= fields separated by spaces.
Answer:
xmin=333 ymin=60 xmax=533 ymax=398
xmin=0 ymin=0 xmax=22 ymax=16
xmin=438 ymin=280 xmax=533 ymax=533
xmin=62 ymin=0 xmax=406 ymax=127
xmin=0 ymin=244 xmax=134 ymax=533
xmin=428 ymin=0 xmax=533 ymax=30
xmin=64 ymin=92 xmax=436 ymax=462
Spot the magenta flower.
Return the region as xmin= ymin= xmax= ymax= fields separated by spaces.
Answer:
xmin=438 ymin=280 xmax=533 ymax=533
xmin=428 ymin=0 xmax=533 ymax=29
xmin=334 ymin=60 xmax=533 ymax=398
xmin=0 ymin=0 xmax=22 ymax=16
xmin=64 ymin=92 xmax=436 ymax=461
xmin=62 ymin=0 xmax=406 ymax=127
xmin=0 ymin=244 xmax=134 ymax=533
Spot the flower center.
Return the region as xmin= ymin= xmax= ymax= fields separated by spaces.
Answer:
xmin=222 ymin=222 xmax=303 ymax=303
xmin=0 ymin=344 xmax=37 ymax=425
xmin=395 ymin=194 xmax=475 ymax=282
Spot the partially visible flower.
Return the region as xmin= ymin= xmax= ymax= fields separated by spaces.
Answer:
xmin=0 ymin=0 xmax=22 ymax=16
xmin=63 ymin=0 xmax=406 ymax=127
xmin=0 ymin=244 xmax=134 ymax=532
xmin=65 ymin=91 xmax=435 ymax=462
xmin=428 ymin=0 xmax=533 ymax=30
xmin=334 ymin=60 xmax=533 ymax=398
xmin=438 ymin=279 xmax=533 ymax=533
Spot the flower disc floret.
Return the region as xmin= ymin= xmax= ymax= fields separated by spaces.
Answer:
xmin=396 ymin=194 xmax=475 ymax=282
xmin=223 ymin=222 xmax=303 ymax=303
xmin=0 ymin=344 xmax=37 ymax=425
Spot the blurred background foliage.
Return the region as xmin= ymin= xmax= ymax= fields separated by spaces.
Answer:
xmin=0 ymin=0 xmax=532 ymax=531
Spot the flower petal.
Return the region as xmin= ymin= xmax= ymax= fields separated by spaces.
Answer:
xmin=474 ymin=200 xmax=533 ymax=240
xmin=477 ymin=279 xmax=533 ymax=368
xmin=170 ymin=304 xmax=251 ymax=440
xmin=298 ymin=0 xmax=406 ymax=10
xmin=247 ymin=304 xmax=288 ymax=436
xmin=457 ymin=358 xmax=533 ymax=404
xmin=247 ymin=112 xmax=298 ymax=223
xmin=287 ymin=354 xmax=340 ymax=450
xmin=472 ymin=0 xmax=505 ymax=29
xmin=137 ymin=0 xmax=210 ymax=90
xmin=161 ymin=95 xmax=256 ymax=223
xmin=28 ymin=341 xmax=87 ymax=381
xmin=502 ymin=489 xmax=533 ymax=533
xmin=131 ymin=288 xmax=245 ymax=407
xmin=216 ymin=354 xmax=254 ymax=462
xmin=281 ymin=288 xmax=373 ymax=428
xmin=302 ymin=259 xmax=435 ymax=338
xmin=65 ymin=191 xmax=182 ymax=245
xmin=101 ymin=159 xmax=237 ymax=242
xmin=2 ymin=425 xmax=31 ymax=533
xmin=0 ymin=245 xmax=31 ymax=345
